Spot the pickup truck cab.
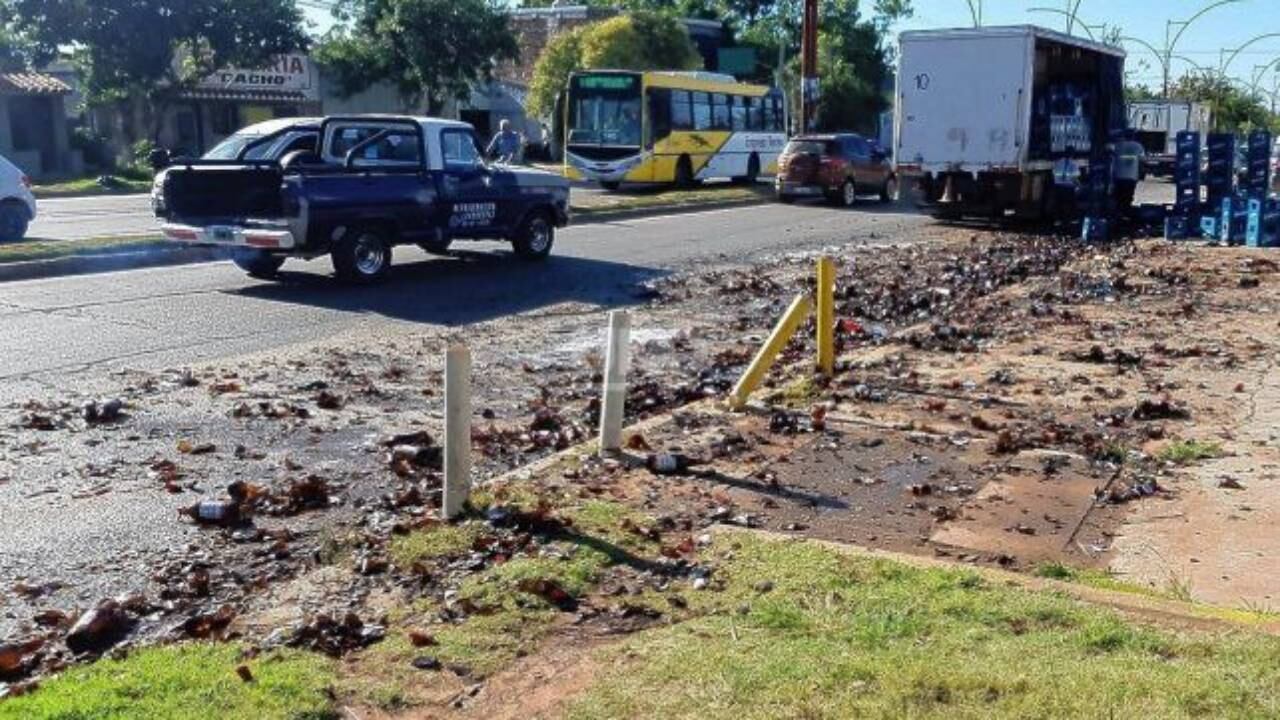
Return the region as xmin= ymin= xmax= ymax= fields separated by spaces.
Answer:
xmin=154 ymin=115 xmax=571 ymax=283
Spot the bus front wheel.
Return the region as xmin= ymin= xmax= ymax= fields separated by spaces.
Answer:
xmin=675 ymin=156 xmax=697 ymax=189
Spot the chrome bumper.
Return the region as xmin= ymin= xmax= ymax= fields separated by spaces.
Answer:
xmin=160 ymin=222 xmax=297 ymax=250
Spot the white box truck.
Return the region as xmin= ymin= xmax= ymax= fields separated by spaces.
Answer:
xmin=894 ymin=26 xmax=1127 ymax=220
xmin=1128 ymin=100 xmax=1212 ymax=176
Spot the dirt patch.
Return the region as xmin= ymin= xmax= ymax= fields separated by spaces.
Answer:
xmin=8 ymin=226 xmax=1280 ymax=703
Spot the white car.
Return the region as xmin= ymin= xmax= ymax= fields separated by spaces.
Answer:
xmin=0 ymin=153 xmax=36 ymax=243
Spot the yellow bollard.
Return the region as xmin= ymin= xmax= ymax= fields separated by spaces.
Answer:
xmin=816 ymin=256 xmax=835 ymax=375
xmin=728 ymin=293 xmax=813 ymax=410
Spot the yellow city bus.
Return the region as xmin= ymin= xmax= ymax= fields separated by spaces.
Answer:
xmin=563 ymin=70 xmax=787 ymax=190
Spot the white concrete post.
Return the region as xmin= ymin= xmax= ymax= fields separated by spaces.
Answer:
xmin=598 ymin=311 xmax=631 ymax=455
xmin=443 ymin=344 xmax=472 ymax=520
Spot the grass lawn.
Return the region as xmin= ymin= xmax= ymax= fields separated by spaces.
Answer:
xmin=10 ymin=497 xmax=1280 ymax=719
xmin=0 ymin=643 xmax=336 ymax=720
xmin=0 ymin=235 xmax=164 ymax=264
xmin=566 ymin=531 xmax=1280 ymax=720
xmin=32 ymin=177 xmax=153 ymax=199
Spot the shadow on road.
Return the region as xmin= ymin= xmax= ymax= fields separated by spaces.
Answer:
xmin=226 ymin=247 xmax=667 ymax=326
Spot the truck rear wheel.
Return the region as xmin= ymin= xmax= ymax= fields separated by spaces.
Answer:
xmin=232 ymin=248 xmax=286 ymax=278
xmin=512 ymin=213 xmax=554 ymax=261
xmin=418 ymin=236 xmax=452 ymax=255
xmin=333 ymin=227 xmax=392 ymax=283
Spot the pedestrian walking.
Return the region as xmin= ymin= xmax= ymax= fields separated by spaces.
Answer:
xmin=487 ymin=119 xmax=523 ymax=165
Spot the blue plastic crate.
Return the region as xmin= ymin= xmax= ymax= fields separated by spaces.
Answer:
xmin=1165 ymin=214 xmax=1191 ymax=240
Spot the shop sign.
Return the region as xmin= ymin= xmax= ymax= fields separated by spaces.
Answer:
xmin=199 ymin=54 xmax=317 ymax=99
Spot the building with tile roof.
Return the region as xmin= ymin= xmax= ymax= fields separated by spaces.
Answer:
xmin=0 ymin=71 xmax=78 ymax=179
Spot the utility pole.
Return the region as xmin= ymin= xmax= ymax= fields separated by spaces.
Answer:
xmin=778 ymin=34 xmax=789 ymax=134
xmin=800 ymin=0 xmax=819 ymax=132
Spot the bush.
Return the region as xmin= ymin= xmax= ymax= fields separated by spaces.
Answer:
xmin=118 ymin=139 xmax=156 ymax=180
xmin=70 ymin=126 xmax=115 ymax=170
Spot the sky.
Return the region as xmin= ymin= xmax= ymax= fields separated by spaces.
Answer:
xmin=899 ymin=0 xmax=1280 ymax=92
xmin=300 ymin=0 xmax=1280 ymax=93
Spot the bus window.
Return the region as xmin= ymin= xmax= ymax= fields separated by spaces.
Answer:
xmin=692 ymin=92 xmax=711 ymax=131
xmin=711 ymin=94 xmax=731 ymax=130
xmin=746 ymin=97 xmax=763 ymax=131
xmin=731 ymin=96 xmax=747 ymax=131
xmin=671 ymin=90 xmax=692 ymax=130
xmin=648 ymin=88 xmax=672 ymax=146
xmin=766 ymin=97 xmax=783 ymax=132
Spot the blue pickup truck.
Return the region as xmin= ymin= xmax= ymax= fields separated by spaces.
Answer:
xmin=153 ymin=115 xmax=571 ymax=283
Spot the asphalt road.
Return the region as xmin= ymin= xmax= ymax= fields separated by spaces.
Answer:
xmin=28 ymin=183 xmax=611 ymax=242
xmin=0 ymin=201 xmax=927 ymax=401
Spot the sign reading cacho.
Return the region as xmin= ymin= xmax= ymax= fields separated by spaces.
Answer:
xmin=199 ymin=54 xmax=318 ymax=98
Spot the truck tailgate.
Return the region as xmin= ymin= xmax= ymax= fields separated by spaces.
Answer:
xmin=163 ymin=165 xmax=286 ymax=220
xmin=896 ymin=30 xmax=1031 ymax=173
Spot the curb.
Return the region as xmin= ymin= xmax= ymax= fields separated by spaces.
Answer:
xmin=572 ymin=196 xmax=770 ymax=225
xmin=0 ymin=244 xmax=228 ymax=284
xmin=0 ymin=196 xmax=773 ymax=284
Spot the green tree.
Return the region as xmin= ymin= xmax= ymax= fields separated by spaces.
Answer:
xmin=1125 ymin=83 xmax=1160 ymax=103
xmin=0 ymin=30 xmax=31 ymax=72
xmin=527 ymin=29 xmax=586 ymax=119
xmin=740 ymin=0 xmax=910 ymax=131
xmin=581 ymin=13 xmax=702 ymax=69
xmin=0 ymin=7 xmax=35 ymax=72
xmin=316 ymin=0 xmax=519 ymax=115
xmin=520 ymin=0 xmax=727 ymax=17
xmin=7 ymin=0 xmax=305 ymax=130
xmin=526 ymin=11 xmax=702 ymax=119
xmin=1171 ymin=72 xmax=1277 ymax=133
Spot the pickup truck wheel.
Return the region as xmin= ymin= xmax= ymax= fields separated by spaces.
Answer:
xmin=333 ymin=228 xmax=392 ymax=283
xmin=512 ymin=213 xmax=554 ymax=261
xmin=232 ymin=249 xmax=286 ymax=278
xmin=418 ymin=237 xmax=453 ymax=255
xmin=0 ymin=201 xmax=29 ymax=243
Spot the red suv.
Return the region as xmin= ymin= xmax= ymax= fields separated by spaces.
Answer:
xmin=776 ymin=133 xmax=897 ymax=207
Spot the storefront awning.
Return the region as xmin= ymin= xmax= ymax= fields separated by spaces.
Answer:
xmin=0 ymin=73 xmax=71 ymax=95
xmin=180 ymin=88 xmax=313 ymax=104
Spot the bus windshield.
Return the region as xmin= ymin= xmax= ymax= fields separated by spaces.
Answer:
xmin=568 ymin=74 xmax=642 ymax=147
